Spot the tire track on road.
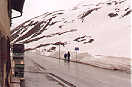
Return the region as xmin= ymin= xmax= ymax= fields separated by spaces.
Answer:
xmin=29 ymin=57 xmax=77 ymax=87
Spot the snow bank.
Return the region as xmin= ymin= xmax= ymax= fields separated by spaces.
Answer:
xmin=49 ymin=51 xmax=131 ymax=73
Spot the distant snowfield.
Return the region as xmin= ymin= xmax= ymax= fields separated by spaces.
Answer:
xmin=11 ymin=0 xmax=131 ymax=72
xmin=11 ymin=0 xmax=131 ymax=57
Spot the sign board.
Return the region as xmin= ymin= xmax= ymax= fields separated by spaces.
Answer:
xmin=13 ymin=44 xmax=24 ymax=53
xmin=75 ymin=47 xmax=79 ymax=51
xmin=15 ymin=64 xmax=24 ymax=78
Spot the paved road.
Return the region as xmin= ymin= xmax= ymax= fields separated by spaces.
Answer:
xmin=24 ymin=53 xmax=63 ymax=87
xmin=25 ymin=52 xmax=130 ymax=87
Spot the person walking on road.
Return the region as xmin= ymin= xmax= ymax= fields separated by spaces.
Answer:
xmin=67 ymin=51 xmax=71 ymax=61
xmin=64 ymin=53 xmax=67 ymax=61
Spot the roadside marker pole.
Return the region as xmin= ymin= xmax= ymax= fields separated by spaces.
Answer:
xmin=76 ymin=51 xmax=77 ymax=62
xmin=75 ymin=47 xmax=79 ymax=62
xmin=59 ymin=44 xmax=60 ymax=59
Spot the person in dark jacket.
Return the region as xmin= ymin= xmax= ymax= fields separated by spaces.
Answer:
xmin=67 ymin=51 xmax=71 ymax=61
xmin=64 ymin=53 xmax=67 ymax=60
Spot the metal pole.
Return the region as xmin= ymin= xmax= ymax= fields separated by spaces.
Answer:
xmin=76 ymin=51 xmax=77 ymax=62
xmin=59 ymin=44 xmax=60 ymax=59
xmin=39 ymin=47 xmax=40 ymax=54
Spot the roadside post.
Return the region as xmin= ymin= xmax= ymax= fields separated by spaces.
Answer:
xmin=75 ymin=47 xmax=79 ymax=62
xmin=59 ymin=44 xmax=60 ymax=59
xmin=56 ymin=41 xmax=65 ymax=59
xmin=56 ymin=42 xmax=62 ymax=59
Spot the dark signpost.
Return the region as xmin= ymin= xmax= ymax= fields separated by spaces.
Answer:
xmin=15 ymin=64 xmax=24 ymax=77
xmin=13 ymin=44 xmax=24 ymax=78
xmin=75 ymin=47 xmax=79 ymax=62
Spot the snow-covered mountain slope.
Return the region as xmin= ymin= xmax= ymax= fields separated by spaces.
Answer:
xmin=11 ymin=0 xmax=131 ymax=58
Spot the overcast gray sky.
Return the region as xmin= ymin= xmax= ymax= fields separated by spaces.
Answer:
xmin=11 ymin=0 xmax=109 ymax=28
xmin=11 ymin=0 xmax=85 ymax=28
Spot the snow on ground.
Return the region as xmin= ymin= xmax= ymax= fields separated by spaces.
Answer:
xmin=12 ymin=0 xmax=131 ymax=73
xmin=13 ymin=0 xmax=130 ymax=58
xmin=40 ymin=50 xmax=131 ymax=73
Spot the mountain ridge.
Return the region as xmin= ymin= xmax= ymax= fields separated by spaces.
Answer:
xmin=11 ymin=0 xmax=131 ymax=58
